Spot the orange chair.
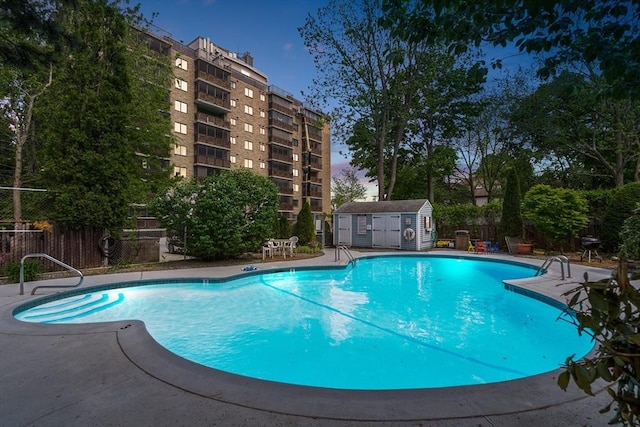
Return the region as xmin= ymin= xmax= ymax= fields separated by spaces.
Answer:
xmin=475 ymin=241 xmax=488 ymax=254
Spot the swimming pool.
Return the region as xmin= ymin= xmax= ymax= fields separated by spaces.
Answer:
xmin=14 ymin=255 xmax=593 ymax=390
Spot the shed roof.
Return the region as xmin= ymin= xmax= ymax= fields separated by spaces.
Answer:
xmin=334 ymin=199 xmax=431 ymax=214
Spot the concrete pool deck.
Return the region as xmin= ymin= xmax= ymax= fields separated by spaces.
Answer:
xmin=0 ymin=249 xmax=622 ymax=426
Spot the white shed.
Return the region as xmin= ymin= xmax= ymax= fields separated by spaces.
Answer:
xmin=333 ymin=200 xmax=434 ymax=251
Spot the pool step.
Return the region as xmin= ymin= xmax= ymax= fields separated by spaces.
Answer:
xmin=20 ymin=293 xmax=124 ymax=323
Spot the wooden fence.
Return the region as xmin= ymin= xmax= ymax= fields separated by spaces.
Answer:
xmin=436 ymin=221 xmax=603 ymax=253
xmin=0 ymin=225 xmax=105 ymax=272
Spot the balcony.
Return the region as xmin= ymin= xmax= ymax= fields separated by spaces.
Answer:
xmin=196 ymin=70 xmax=231 ymax=90
xmin=269 ymin=135 xmax=293 ymax=148
xmin=302 ymin=128 xmax=323 ymax=142
xmin=196 ymin=112 xmax=230 ymax=129
xmin=269 ymin=101 xmax=294 ymax=117
xmin=195 ymin=91 xmax=230 ymax=114
xmin=195 ymin=156 xmax=231 ymax=169
xmin=195 ymin=134 xmax=230 ymax=149
xmin=269 ymin=118 xmax=295 ymax=132
xmin=270 ymin=151 xmax=292 ymax=163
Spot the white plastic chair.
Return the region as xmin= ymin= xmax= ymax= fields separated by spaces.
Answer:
xmin=262 ymin=241 xmax=275 ymax=260
xmin=287 ymin=236 xmax=299 ymax=257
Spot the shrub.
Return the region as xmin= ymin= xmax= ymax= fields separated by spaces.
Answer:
xmin=522 ymin=185 xmax=588 ymax=251
xmin=151 ymin=170 xmax=278 ymax=260
xmin=620 ymin=203 xmax=640 ymax=260
xmin=293 ymin=200 xmax=315 ymax=245
xmin=601 ymin=182 xmax=640 ymax=253
xmin=5 ymin=260 xmax=41 ymax=283
xmin=500 ymin=167 xmax=524 ymax=239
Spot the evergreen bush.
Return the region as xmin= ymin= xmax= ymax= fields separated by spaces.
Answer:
xmin=500 ymin=167 xmax=524 ymax=239
xmin=293 ymin=201 xmax=315 ymax=245
xmin=601 ymin=182 xmax=640 ymax=253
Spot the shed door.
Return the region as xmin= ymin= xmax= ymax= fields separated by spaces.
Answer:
xmin=337 ymin=214 xmax=352 ymax=246
xmin=372 ymin=214 xmax=401 ymax=248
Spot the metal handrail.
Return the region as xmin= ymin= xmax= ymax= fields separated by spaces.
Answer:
xmin=335 ymin=245 xmax=355 ymax=265
xmin=20 ymin=253 xmax=84 ymax=295
xmin=536 ymin=255 xmax=571 ymax=280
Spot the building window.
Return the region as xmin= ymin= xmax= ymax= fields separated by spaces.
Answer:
xmin=230 ymin=118 xmax=236 ymax=126
xmin=244 ymin=87 xmax=254 ymax=98
xmin=244 ymin=159 xmax=253 ymax=168
xmin=230 ymin=99 xmax=236 ymax=107
xmin=244 ymin=140 xmax=253 ymax=150
xmin=175 ymin=78 xmax=187 ymax=91
xmin=260 ymin=94 xmax=266 ymax=102
xmin=230 ymin=155 xmax=236 ymax=164
xmin=293 ymin=153 xmax=299 ymax=162
xmin=259 ymin=127 xmax=266 ymax=135
xmin=230 ymin=136 xmax=236 ymax=145
xmin=260 ymin=161 xmax=266 ymax=169
xmin=260 ymin=143 xmax=266 ymax=152
xmin=244 ymin=105 xmax=253 ymax=115
xmin=259 ymin=110 xmax=266 ymax=118
xmin=173 ymin=166 xmax=187 ymax=178
xmin=293 ymin=169 xmax=299 ymax=177
xmin=175 ymin=57 xmax=187 ymax=70
xmin=244 ymin=123 xmax=253 ymax=133
xmin=174 ymin=122 xmax=187 ymax=134
xmin=231 ymin=81 xmax=236 ymax=89
xmin=174 ymin=145 xmax=187 ymax=156
xmin=293 ymin=184 xmax=299 ymax=192
xmin=174 ymin=100 xmax=187 ymax=113
xmin=292 ymin=138 xmax=299 ymax=147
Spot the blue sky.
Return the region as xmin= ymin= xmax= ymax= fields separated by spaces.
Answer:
xmin=137 ymin=0 xmax=324 ymax=101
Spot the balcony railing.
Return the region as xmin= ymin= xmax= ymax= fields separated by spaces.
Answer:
xmin=269 ymin=102 xmax=294 ymax=117
xmin=269 ymin=118 xmax=294 ymax=132
xmin=269 ymin=135 xmax=293 ymax=147
xmin=196 ymin=70 xmax=231 ymax=90
xmin=195 ymin=156 xmax=231 ymax=169
xmin=195 ymin=91 xmax=230 ymax=112
xmin=196 ymin=112 xmax=230 ymax=129
xmin=195 ymin=134 xmax=231 ymax=149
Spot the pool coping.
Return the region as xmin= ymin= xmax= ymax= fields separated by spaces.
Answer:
xmin=0 ymin=250 xmax=616 ymax=422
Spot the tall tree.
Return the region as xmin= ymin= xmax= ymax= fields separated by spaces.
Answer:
xmin=512 ymin=71 xmax=640 ymax=187
xmin=408 ymin=47 xmax=484 ymax=202
xmin=331 ymin=167 xmax=367 ymax=210
xmin=300 ymin=0 xmax=425 ymax=201
xmin=33 ymin=0 xmax=172 ymax=231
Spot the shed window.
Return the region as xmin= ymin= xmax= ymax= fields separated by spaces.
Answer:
xmin=357 ymin=215 xmax=367 ymax=235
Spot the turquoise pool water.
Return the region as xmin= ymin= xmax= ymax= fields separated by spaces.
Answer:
xmin=15 ymin=255 xmax=594 ymax=390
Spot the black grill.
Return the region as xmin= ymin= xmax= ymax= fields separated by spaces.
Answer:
xmin=580 ymin=236 xmax=602 ymax=262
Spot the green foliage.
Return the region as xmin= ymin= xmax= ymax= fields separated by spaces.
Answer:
xmin=522 ymin=185 xmax=588 ymax=250
xmin=500 ymin=167 xmax=523 ymax=239
xmin=602 ymin=183 xmax=640 ymax=253
xmin=583 ymin=189 xmax=614 ymax=225
xmin=27 ymin=1 xmax=172 ymax=233
xmin=433 ymin=203 xmax=481 ymax=229
xmin=293 ymin=201 xmax=315 ymax=245
xmin=559 ymin=265 xmax=640 ymax=425
xmin=383 ymin=0 xmax=640 ymax=98
xmin=331 ymin=167 xmax=367 ymax=211
xmin=620 ymin=204 xmax=640 ymax=260
xmin=151 ymin=170 xmax=278 ymax=260
xmin=4 ymin=260 xmax=41 ymax=283
xmin=276 ymin=215 xmax=292 ymax=239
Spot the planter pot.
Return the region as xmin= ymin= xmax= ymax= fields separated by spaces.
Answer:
xmin=516 ymin=243 xmax=533 ymax=255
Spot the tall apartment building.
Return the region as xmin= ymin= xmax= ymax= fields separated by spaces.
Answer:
xmin=147 ymin=32 xmax=331 ymax=221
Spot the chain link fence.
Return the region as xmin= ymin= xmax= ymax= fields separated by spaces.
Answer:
xmin=1 ymin=188 xmax=161 ymax=277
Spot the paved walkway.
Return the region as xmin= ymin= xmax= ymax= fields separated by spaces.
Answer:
xmin=0 ymin=250 xmax=621 ymax=426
